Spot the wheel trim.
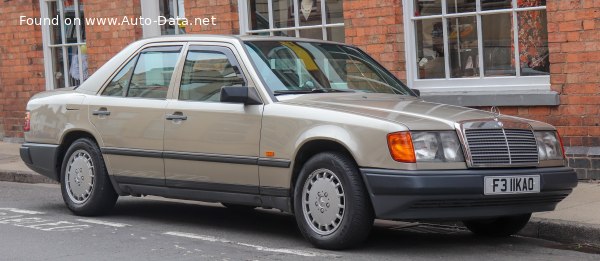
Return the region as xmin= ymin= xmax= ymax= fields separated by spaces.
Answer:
xmin=65 ymin=149 xmax=95 ymax=204
xmin=301 ymin=168 xmax=345 ymax=236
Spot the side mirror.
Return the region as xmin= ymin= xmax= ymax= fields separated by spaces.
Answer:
xmin=220 ymin=86 xmax=262 ymax=105
xmin=411 ymin=88 xmax=421 ymax=97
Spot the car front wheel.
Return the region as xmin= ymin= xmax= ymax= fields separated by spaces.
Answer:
xmin=293 ymin=152 xmax=374 ymax=250
xmin=60 ymin=138 xmax=118 ymax=216
xmin=463 ymin=213 xmax=531 ymax=237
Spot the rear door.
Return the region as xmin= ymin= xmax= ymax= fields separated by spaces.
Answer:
xmin=163 ymin=44 xmax=263 ymax=194
xmin=89 ymin=44 xmax=184 ymax=184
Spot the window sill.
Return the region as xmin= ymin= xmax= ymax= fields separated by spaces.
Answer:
xmin=420 ymin=90 xmax=559 ymax=107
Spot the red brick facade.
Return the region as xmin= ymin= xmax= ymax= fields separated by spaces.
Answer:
xmin=0 ymin=0 xmax=45 ymax=139
xmin=84 ymin=0 xmax=143 ymax=73
xmin=185 ymin=0 xmax=239 ymax=35
xmin=343 ymin=0 xmax=406 ymax=81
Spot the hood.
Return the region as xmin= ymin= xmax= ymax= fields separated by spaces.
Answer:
xmin=278 ymin=93 xmax=553 ymax=130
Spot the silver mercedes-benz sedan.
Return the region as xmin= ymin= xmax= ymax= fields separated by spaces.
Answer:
xmin=20 ymin=35 xmax=577 ymax=249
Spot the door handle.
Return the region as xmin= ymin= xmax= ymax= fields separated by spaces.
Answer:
xmin=92 ymin=108 xmax=111 ymax=116
xmin=166 ymin=112 xmax=187 ymax=121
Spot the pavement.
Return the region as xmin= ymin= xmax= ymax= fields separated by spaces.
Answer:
xmin=1 ymin=141 xmax=599 ymax=248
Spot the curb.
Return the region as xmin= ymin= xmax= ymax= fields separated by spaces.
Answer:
xmin=0 ymin=171 xmax=57 ymax=184
xmin=520 ymin=218 xmax=600 ymax=245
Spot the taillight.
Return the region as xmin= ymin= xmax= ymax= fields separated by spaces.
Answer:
xmin=24 ymin=111 xmax=31 ymax=132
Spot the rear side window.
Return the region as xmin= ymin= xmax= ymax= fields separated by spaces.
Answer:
xmin=102 ymin=56 xmax=137 ymax=97
xmin=179 ymin=49 xmax=245 ymax=102
xmin=127 ymin=46 xmax=182 ymax=99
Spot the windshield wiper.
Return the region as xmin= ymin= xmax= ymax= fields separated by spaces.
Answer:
xmin=273 ymin=88 xmax=355 ymax=96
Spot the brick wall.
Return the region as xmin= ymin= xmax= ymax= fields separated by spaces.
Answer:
xmin=84 ymin=1 xmax=142 ymax=73
xmin=184 ymin=0 xmax=239 ymax=35
xmin=0 ymin=0 xmax=45 ymax=138
xmin=343 ymin=0 xmax=406 ymax=81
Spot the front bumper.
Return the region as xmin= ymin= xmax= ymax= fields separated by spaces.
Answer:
xmin=20 ymin=143 xmax=60 ymax=181
xmin=361 ymin=167 xmax=577 ymax=220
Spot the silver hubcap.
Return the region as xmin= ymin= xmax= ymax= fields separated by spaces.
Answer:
xmin=302 ymin=168 xmax=345 ymax=235
xmin=65 ymin=149 xmax=95 ymax=204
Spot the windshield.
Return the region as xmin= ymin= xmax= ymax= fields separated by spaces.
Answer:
xmin=244 ymin=41 xmax=412 ymax=96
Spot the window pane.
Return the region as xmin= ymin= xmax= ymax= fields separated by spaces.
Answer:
xmin=415 ymin=19 xmax=445 ymax=79
xmin=518 ymin=10 xmax=549 ymax=75
xmin=250 ymin=0 xmax=269 ymax=30
xmin=481 ymin=0 xmax=512 ymax=11
xmin=299 ymin=28 xmax=323 ymax=39
xmin=325 ymin=0 xmax=343 ymax=24
xmin=50 ymin=47 xmax=65 ymax=88
xmin=128 ymin=48 xmax=181 ymax=99
xmin=273 ymin=0 xmax=294 ymax=28
xmin=299 ymin=0 xmax=323 ymax=27
xmin=102 ymin=56 xmax=137 ymax=97
xmin=414 ymin=0 xmax=442 ymax=16
xmin=179 ymin=51 xmax=245 ymax=102
xmin=327 ymin=26 xmax=345 ymax=43
xmin=447 ymin=0 xmax=476 ymax=14
xmin=159 ymin=0 xmax=185 ymax=35
xmin=482 ymin=13 xmax=515 ymax=76
xmin=48 ymin=1 xmax=62 ymax=45
xmin=448 ymin=16 xmax=479 ymax=78
xmin=518 ymin=0 xmax=546 ymax=8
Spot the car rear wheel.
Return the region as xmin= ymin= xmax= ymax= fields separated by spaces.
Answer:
xmin=60 ymin=138 xmax=118 ymax=216
xmin=463 ymin=213 xmax=531 ymax=237
xmin=293 ymin=152 xmax=374 ymax=250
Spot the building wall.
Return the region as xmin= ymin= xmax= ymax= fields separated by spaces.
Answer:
xmin=84 ymin=1 xmax=143 ymax=74
xmin=343 ymin=0 xmax=406 ymax=81
xmin=185 ymin=0 xmax=239 ymax=35
xmin=0 ymin=0 xmax=45 ymax=139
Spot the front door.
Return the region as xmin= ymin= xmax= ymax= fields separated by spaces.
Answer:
xmin=163 ymin=45 xmax=263 ymax=194
xmin=89 ymin=45 xmax=183 ymax=183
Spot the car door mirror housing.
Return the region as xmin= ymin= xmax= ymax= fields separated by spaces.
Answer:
xmin=220 ymin=86 xmax=262 ymax=105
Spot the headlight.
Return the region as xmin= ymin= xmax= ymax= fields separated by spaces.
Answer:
xmin=387 ymin=131 xmax=464 ymax=163
xmin=535 ymin=131 xmax=564 ymax=160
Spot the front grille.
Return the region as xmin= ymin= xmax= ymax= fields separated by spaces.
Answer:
xmin=465 ymin=129 xmax=539 ymax=167
xmin=410 ymin=194 xmax=569 ymax=209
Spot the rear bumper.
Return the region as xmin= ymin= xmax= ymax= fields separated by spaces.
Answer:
xmin=360 ymin=167 xmax=577 ymax=220
xmin=20 ymin=143 xmax=60 ymax=181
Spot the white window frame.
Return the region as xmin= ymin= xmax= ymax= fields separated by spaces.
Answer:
xmin=40 ymin=0 xmax=86 ymax=90
xmin=141 ymin=0 xmax=186 ymax=38
xmin=238 ymin=0 xmax=344 ymax=40
xmin=402 ymin=0 xmax=550 ymax=93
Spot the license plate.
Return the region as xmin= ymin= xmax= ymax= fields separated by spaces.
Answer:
xmin=484 ymin=175 xmax=540 ymax=195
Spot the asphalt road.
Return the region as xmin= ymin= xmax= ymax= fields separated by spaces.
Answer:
xmin=0 ymin=181 xmax=597 ymax=261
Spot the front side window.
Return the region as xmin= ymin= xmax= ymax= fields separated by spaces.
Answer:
xmin=179 ymin=50 xmax=245 ymax=102
xmin=127 ymin=46 xmax=182 ymax=99
xmin=243 ymin=0 xmax=345 ymax=42
xmin=410 ymin=0 xmax=549 ymax=89
xmin=245 ymin=41 xmax=412 ymax=95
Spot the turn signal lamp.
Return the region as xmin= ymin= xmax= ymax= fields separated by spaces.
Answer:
xmin=387 ymin=132 xmax=416 ymax=163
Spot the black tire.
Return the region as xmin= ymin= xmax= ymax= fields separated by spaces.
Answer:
xmin=463 ymin=213 xmax=531 ymax=237
xmin=293 ymin=152 xmax=374 ymax=250
xmin=60 ymin=138 xmax=118 ymax=216
xmin=221 ymin=203 xmax=256 ymax=211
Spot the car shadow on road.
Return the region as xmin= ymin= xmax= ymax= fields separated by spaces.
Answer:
xmin=103 ymin=197 xmax=561 ymax=256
